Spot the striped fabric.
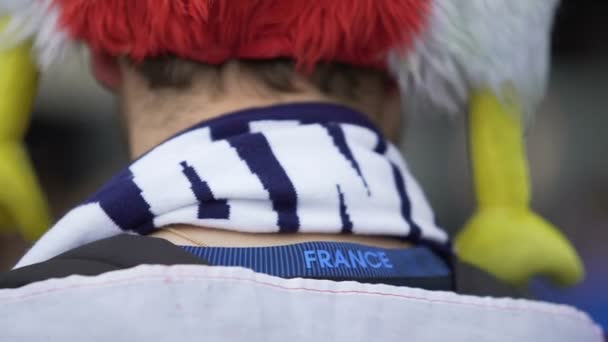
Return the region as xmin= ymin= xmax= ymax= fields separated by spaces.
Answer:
xmin=15 ymin=103 xmax=450 ymax=269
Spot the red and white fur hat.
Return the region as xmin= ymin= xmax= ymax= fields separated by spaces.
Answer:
xmin=0 ymin=0 xmax=560 ymax=115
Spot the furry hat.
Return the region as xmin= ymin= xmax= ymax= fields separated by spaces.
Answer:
xmin=0 ymin=0 xmax=560 ymax=114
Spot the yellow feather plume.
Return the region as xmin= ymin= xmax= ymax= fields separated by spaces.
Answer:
xmin=0 ymin=17 xmax=51 ymax=241
xmin=456 ymin=88 xmax=584 ymax=287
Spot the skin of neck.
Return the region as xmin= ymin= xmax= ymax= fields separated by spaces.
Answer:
xmin=115 ymin=60 xmax=403 ymax=158
xmin=94 ymin=57 xmax=408 ymax=248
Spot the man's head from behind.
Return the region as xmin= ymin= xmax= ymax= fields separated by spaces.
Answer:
xmin=93 ymin=55 xmax=404 ymax=156
xmin=73 ymin=0 xmax=432 ymax=155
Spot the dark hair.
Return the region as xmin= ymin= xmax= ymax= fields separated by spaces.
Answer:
xmin=133 ymin=56 xmax=391 ymax=102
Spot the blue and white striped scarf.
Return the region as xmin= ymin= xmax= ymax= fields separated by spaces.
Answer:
xmin=16 ymin=103 xmax=449 ymax=268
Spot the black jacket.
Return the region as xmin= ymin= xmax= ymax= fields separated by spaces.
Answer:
xmin=0 ymin=235 xmax=521 ymax=297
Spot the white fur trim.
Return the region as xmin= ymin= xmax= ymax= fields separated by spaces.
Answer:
xmin=0 ymin=0 xmax=71 ymax=69
xmin=390 ymin=0 xmax=561 ymax=116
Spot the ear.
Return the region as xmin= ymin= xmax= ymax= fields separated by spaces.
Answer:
xmin=91 ymin=52 xmax=122 ymax=90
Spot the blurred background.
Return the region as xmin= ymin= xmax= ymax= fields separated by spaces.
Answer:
xmin=1 ymin=0 xmax=606 ymax=330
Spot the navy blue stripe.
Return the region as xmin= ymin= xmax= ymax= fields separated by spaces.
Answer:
xmin=374 ymin=131 xmax=388 ymax=155
xmin=246 ymin=247 xmax=252 ymax=271
xmin=263 ymin=245 xmax=268 ymax=274
xmin=210 ymin=247 xmax=217 ymax=265
xmin=225 ymin=248 xmax=232 ymax=266
xmin=324 ymin=124 xmax=369 ymax=192
xmin=210 ymin=120 xmax=250 ymax=141
xmin=390 ymin=163 xmax=423 ymax=243
xmin=89 ymin=169 xmax=155 ymax=234
xmin=229 ymin=134 xmax=300 ymax=232
xmin=175 ymin=103 xmax=381 ymax=141
xmin=285 ymin=244 xmax=297 ymax=277
xmin=294 ymin=243 xmax=303 ymax=277
xmin=238 ymin=248 xmax=244 ymax=269
xmin=180 ymin=242 xmax=451 ymax=280
xmin=180 ymin=162 xmax=230 ymax=220
xmin=269 ymin=246 xmax=275 ymax=275
xmin=222 ymin=248 xmax=229 ymax=266
xmin=215 ymin=249 xmax=223 ymax=265
xmin=277 ymin=246 xmax=283 ymax=276
xmin=337 ymin=185 xmax=353 ymax=233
